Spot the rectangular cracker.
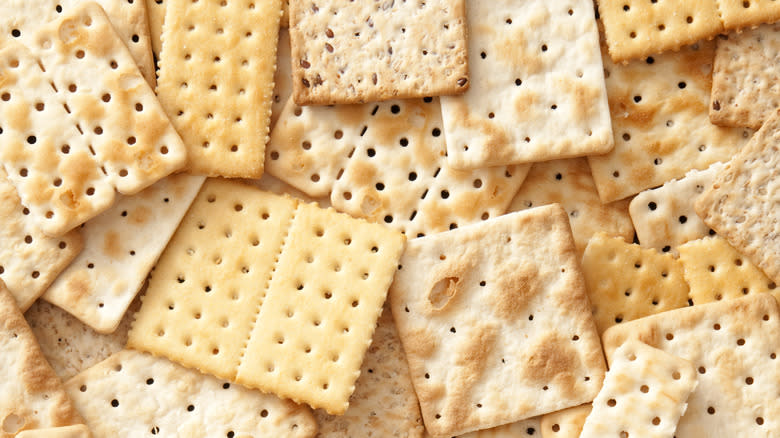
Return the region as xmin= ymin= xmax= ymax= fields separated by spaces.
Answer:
xmin=508 ymin=158 xmax=634 ymax=259
xmin=597 ymin=0 xmax=723 ymax=62
xmin=65 ymin=350 xmax=317 ymax=437
xmin=718 ymin=0 xmax=780 ymax=30
xmin=602 ymin=293 xmax=780 ymax=436
xmin=440 ymin=0 xmax=613 ymax=168
xmin=42 ymin=174 xmax=205 ymax=333
xmin=581 ymin=233 xmax=689 ymax=334
xmin=541 ymin=405 xmax=592 ymax=438
xmin=696 ymin=109 xmax=780 ymax=284
xmin=629 ymin=163 xmax=723 ymax=255
xmin=156 ymin=0 xmax=281 ymax=177
xmin=579 ymin=339 xmax=697 ymax=438
xmin=588 ymin=41 xmax=752 ymax=202
xmin=389 ymin=205 xmax=606 ymax=437
xmin=289 ymin=0 xmax=469 ymax=105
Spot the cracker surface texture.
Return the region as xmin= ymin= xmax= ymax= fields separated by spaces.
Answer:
xmin=540 ymin=405 xmax=591 ymax=438
xmin=15 ymin=425 xmax=91 ymax=438
xmin=718 ymin=0 xmax=780 ymax=30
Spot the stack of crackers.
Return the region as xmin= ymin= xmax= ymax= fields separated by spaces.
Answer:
xmin=2 ymin=0 xmax=780 ymax=436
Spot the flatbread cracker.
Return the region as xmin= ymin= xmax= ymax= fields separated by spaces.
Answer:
xmin=540 ymin=405 xmax=591 ymax=438
xmin=389 ymin=205 xmax=606 ymax=437
xmin=289 ymin=0 xmax=469 ymax=104
xmin=718 ymin=0 xmax=780 ymax=30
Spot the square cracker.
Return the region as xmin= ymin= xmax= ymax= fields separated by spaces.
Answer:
xmin=696 ymin=109 xmax=780 ymax=285
xmin=156 ymin=0 xmax=281 ymax=177
xmin=540 ymin=405 xmax=592 ymax=438
xmin=289 ymin=0 xmax=469 ymax=105
xmin=440 ymin=0 xmax=613 ymax=168
xmin=0 ymin=168 xmax=83 ymax=311
xmin=42 ymin=174 xmax=205 ymax=333
xmin=508 ymin=158 xmax=634 ymax=259
xmin=579 ymin=339 xmax=697 ymax=438
xmin=588 ymin=41 xmax=752 ymax=203
xmin=389 ymin=205 xmax=606 ymax=437
xmin=718 ymin=0 xmax=780 ymax=30
xmin=581 ymin=233 xmax=689 ymax=334
xmin=65 ymin=350 xmax=317 ymax=437
xmin=602 ymin=293 xmax=780 ymax=436
xmin=596 ymin=0 xmax=722 ymax=63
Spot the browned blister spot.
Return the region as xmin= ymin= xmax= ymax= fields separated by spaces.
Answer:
xmin=403 ymin=327 xmax=438 ymax=359
xmin=102 ymin=230 xmax=121 ymax=259
xmin=492 ymin=266 xmax=540 ymax=321
xmin=129 ymin=205 xmax=151 ymax=225
xmin=64 ymin=270 xmax=93 ymax=303
xmin=521 ymin=333 xmax=582 ymax=396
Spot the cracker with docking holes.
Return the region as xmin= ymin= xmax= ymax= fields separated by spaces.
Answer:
xmin=65 ymin=350 xmax=317 ymax=437
xmin=588 ymin=41 xmax=752 ymax=203
xmin=602 ymin=293 xmax=780 ymax=436
xmin=15 ymin=425 xmax=91 ymax=438
xmin=540 ymin=405 xmax=592 ymax=438
xmin=249 ymin=173 xmax=331 ymax=208
xmin=42 ymin=174 xmax=205 ymax=333
xmin=289 ymin=0 xmax=469 ymax=105
xmin=579 ymin=340 xmax=697 ymax=438
xmin=581 ymin=233 xmax=689 ymax=334
xmin=717 ymin=0 xmax=780 ymax=30
xmin=458 ymin=417 xmax=542 ymax=438
xmin=156 ymin=0 xmax=281 ymax=177
xmin=440 ymin=0 xmax=613 ymax=169
xmin=389 ymin=205 xmax=606 ymax=437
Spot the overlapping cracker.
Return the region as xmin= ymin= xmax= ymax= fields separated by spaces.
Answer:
xmin=459 ymin=418 xmax=542 ymax=438
xmin=145 ymin=0 xmax=165 ymax=62
xmin=602 ymin=294 xmax=780 ymax=436
xmin=15 ymin=425 xmax=91 ymax=438
xmin=440 ymin=0 xmax=612 ymax=168
xmin=717 ymin=0 xmax=780 ymax=30
xmin=65 ymin=350 xmax=317 ymax=437
xmin=588 ymin=41 xmax=752 ymax=203
xmin=580 ymin=340 xmax=697 ymax=438
xmin=42 ymin=174 xmax=205 ymax=333
xmin=271 ymin=28 xmax=292 ymax=130
xmin=508 ymin=158 xmax=634 ymax=259
xmin=289 ymin=0 xmax=469 ymax=105
xmin=389 ymin=205 xmax=606 ymax=437
xmin=581 ymin=233 xmax=689 ymax=334
xmin=540 ymin=405 xmax=591 ymax=438
xmin=156 ymin=0 xmax=281 ymax=177
xmin=250 ymin=173 xmax=330 ymax=208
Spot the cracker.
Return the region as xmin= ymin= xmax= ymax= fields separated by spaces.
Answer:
xmin=696 ymin=109 xmax=780 ymax=284
xmin=250 ymin=173 xmax=331 ymax=209
xmin=289 ymin=0 xmax=469 ymax=105
xmin=145 ymin=0 xmax=165 ymax=63
xmin=389 ymin=205 xmax=606 ymax=437
xmin=0 ymin=168 xmax=83 ymax=311
xmin=271 ymin=28 xmax=292 ymax=131
xmin=630 ymin=163 xmax=722 ymax=255
xmin=508 ymin=158 xmax=634 ymax=259
xmin=156 ymin=0 xmax=281 ymax=178
xmin=314 ymin=305 xmax=425 ymax=437
xmin=579 ymin=340 xmax=697 ymax=438
xmin=581 ymin=233 xmax=689 ymax=334
xmin=65 ymin=350 xmax=317 ymax=437
xmin=458 ymin=417 xmax=542 ymax=438
xmin=602 ymin=293 xmax=780 ymax=436
xmin=439 ymin=0 xmax=612 ymax=168
xmin=597 ymin=0 xmax=722 ymax=63
xmin=588 ymin=41 xmax=751 ymax=203
xmin=42 ymin=174 xmax=205 ymax=333
xmin=281 ymin=0 xmax=289 ymax=27
xmin=718 ymin=0 xmax=780 ymax=30
xmin=540 ymin=405 xmax=591 ymax=438
xmin=15 ymin=425 xmax=90 ymax=438
xmin=0 ymin=280 xmax=84 ymax=435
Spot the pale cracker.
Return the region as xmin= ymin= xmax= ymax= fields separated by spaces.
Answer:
xmin=440 ymin=0 xmax=612 ymax=168
xmin=289 ymin=0 xmax=469 ymax=105
xmin=0 ymin=168 xmax=83 ymax=311
xmin=540 ymin=405 xmax=591 ymax=438
xmin=15 ymin=425 xmax=91 ymax=438
xmin=457 ymin=417 xmax=542 ymax=438
xmin=145 ymin=0 xmax=165 ymax=62
xmin=597 ymin=0 xmax=723 ymax=63
xmin=629 ymin=163 xmax=723 ymax=255
xmin=717 ymin=0 xmax=780 ymax=30
xmin=602 ymin=293 xmax=780 ymax=436
xmin=588 ymin=41 xmax=752 ymax=203
xmin=42 ymin=174 xmax=205 ymax=333
xmin=580 ymin=340 xmax=697 ymax=438
xmin=66 ymin=350 xmax=317 ymax=437
xmin=508 ymin=158 xmax=633 ymax=259
xmin=389 ymin=205 xmax=606 ymax=437
xmin=156 ymin=0 xmax=281 ymax=177
xmin=249 ymin=173 xmax=331 ymax=209
xmin=696 ymin=109 xmax=780 ymax=284
xmin=581 ymin=233 xmax=689 ymax=334
xmin=271 ymin=28 xmax=292 ymax=131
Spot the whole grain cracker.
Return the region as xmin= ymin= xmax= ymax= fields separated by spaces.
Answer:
xmin=717 ymin=0 xmax=780 ymax=30
xmin=156 ymin=0 xmax=281 ymax=177
xmin=289 ymin=0 xmax=469 ymax=105
xmin=540 ymin=405 xmax=592 ymax=438
xmin=440 ymin=0 xmax=613 ymax=168
xmin=389 ymin=205 xmax=606 ymax=437
xmin=581 ymin=233 xmax=689 ymax=334
xmin=271 ymin=28 xmax=292 ymax=131
xmin=602 ymin=293 xmax=780 ymax=436
xmin=15 ymin=425 xmax=91 ymax=438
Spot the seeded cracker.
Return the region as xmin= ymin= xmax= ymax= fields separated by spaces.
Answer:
xmin=540 ymin=405 xmax=591 ymax=438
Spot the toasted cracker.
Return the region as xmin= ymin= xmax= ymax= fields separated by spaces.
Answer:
xmin=540 ymin=405 xmax=591 ymax=438
xmin=389 ymin=205 xmax=606 ymax=437
xmin=145 ymin=0 xmax=164 ymax=62
xmin=271 ymin=28 xmax=292 ymax=131
xmin=602 ymin=293 xmax=780 ymax=436
xmin=15 ymin=425 xmax=91 ymax=438
xmin=440 ymin=0 xmax=612 ymax=168
xmin=508 ymin=158 xmax=633 ymax=259
xmin=580 ymin=340 xmax=697 ymax=438
xmin=718 ymin=0 xmax=780 ymax=30
xmin=65 ymin=350 xmax=317 ymax=437
xmin=289 ymin=0 xmax=468 ymax=105
xmin=581 ymin=233 xmax=689 ymax=334
xmin=42 ymin=174 xmax=205 ymax=333
xmin=156 ymin=0 xmax=281 ymax=177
